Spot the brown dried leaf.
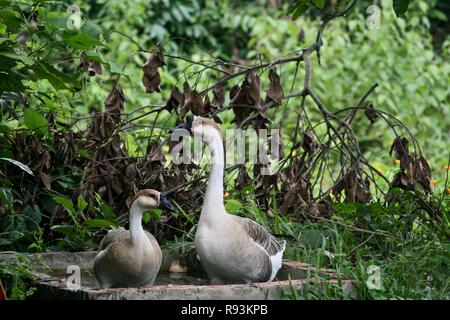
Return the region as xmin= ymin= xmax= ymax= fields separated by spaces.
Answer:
xmin=78 ymin=53 xmax=102 ymax=76
xmin=40 ymin=171 xmax=51 ymax=190
xmin=301 ymin=128 xmax=318 ymax=154
xmin=125 ymin=164 xmax=138 ymax=181
xmin=230 ymin=72 xmax=261 ymax=125
xmin=146 ymin=141 xmax=165 ymax=163
xmin=105 ymin=87 xmax=126 ymax=114
xmin=165 ymin=87 xmax=183 ymax=112
xmin=246 ymin=72 xmax=261 ymax=105
xmin=414 ymin=156 xmax=432 ymax=192
xmin=279 ymin=185 xmax=307 ymax=215
xmin=142 ymin=48 xmax=165 ymax=93
xmin=265 ymin=68 xmax=284 ymax=105
xmin=211 ymin=84 xmax=225 ymax=109
xmin=390 ymin=171 xmax=414 ymax=191
xmin=182 ymin=82 xmax=204 ymax=116
xmin=203 ymin=94 xmax=211 ymax=114
xmin=307 ymin=202 xmax=332 ymax=219
xmin=229 ymin=84 xmax=240 ymax=101
xmin=331 ymin=177 xmax=346 ymax=200
xmin=235 ymin=166 xmax=251 ymax=190
xmin=364 ymin=103 xmax=378 ymax=124
xmin=390 ymin=137 xmax=409 ymax=162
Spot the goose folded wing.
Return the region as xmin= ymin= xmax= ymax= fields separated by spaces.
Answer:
xmin=233 ymin=216 xmax=286 ymax=256
xmin=99 ymin=227 xmax=158 ymax=250
xmin=98 ymin=227 xmax=128 ymax=250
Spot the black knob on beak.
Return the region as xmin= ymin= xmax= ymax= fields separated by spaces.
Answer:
xmin=159 ymin=192 xmax=178 ymax=212
xmin=169 ymin=115 xmax=194 ymax=134
xmin=169 ymin=123 xmax=189 ymax=134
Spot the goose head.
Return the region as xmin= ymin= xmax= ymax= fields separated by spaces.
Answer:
xmin=172 ymin=115 xmax=223 ymax=145
xmin=131 ymin=189 xmax=177 ymax=212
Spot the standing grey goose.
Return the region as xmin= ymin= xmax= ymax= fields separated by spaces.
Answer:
xmin=172 ymin=115 xmax=286 ymax=284
xmin=93 ymin=189 xmax=177 ymax=288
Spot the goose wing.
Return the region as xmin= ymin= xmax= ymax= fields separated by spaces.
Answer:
xmin=99 ymin=227 xmax=158 ymax=251
xmin=232 ymin=216 xmax=286 ymax=256
xmin=98 ymin=227 xmax=128 ymax=250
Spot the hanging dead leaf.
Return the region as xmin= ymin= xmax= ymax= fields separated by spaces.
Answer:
xmin=265 ymin=68 xmax=284 ymax=105
xmin=230 ymin=72 xmax=261 ymax=125
xmin=78 ymin=52 xmax=102 ymax=76
xmin=390 ymin=137 xmax=409 ymax=163
xmin=229 ymin=84 xmax=240 ymax=101
xmin=331 ymin=176 xmax=346 ymax=200
xmin=364 ymin=103 xmax=378 ymax=124
xmin=211 ymin=83 xmax=224 ymax=109
xmin=414 ymin=156 xmax=432 ymax=193
xmin=142 ymin=48 xmax=165 ymax=93
xmin=203 ymin=94 xmax=211 ymax=114
xmin=235 ymin=166 xmax=251 ymax=190
xmin=301 ymin=128 xmax=318 ymax=154
xmin=165 ymin=87 xmax=183 ymax=112
xmin=390 ymin=171 xmax=414 ymax=191
xmin=105 ymin=87 xmax=126 ymax=114
xmin=40 ymin=171 xmax=51 ymax=190
xmin=181 ymin=82 xmax=204 ymax=116
xmin=146 ymin=141 xmax=165 ymax=164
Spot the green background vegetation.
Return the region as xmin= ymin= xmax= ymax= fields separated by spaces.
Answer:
xmin=0 ymin=0 xmax=448 ymax=299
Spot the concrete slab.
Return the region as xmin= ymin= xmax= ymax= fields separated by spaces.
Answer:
xmin=0 ymin=250 xmax=356 ymax=300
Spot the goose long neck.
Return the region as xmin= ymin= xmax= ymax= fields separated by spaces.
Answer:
xmin=129 ymin=202 xmax=146 ymax=247
xmin=203 ymin=130 xmax=225 ymax=214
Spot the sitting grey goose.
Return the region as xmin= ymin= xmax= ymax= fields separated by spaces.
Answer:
xmin=93 ymin=189 xmax=177 ymax=288
xmin=172 ymin=115 xmax=286 ymax=284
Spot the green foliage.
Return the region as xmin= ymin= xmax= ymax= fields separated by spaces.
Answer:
xmin=0 ymin=0 xmax=448 ymax=300
xmin=0 ymin=254 xmax=36 ymax=300
xmin=0 ymin=158 xmax=33 ymax=175
xmin=50 ymin=195 xmax=119 ymax=250
xmin=393 ymin=0 xmax=410 ymax=17
xmin=289 ymin=0 xmax=412 ymax=20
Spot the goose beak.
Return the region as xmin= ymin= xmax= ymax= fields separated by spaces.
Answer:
xmin=169 ymin=115 xmax=194 ymax=134
xmin=169 ymin=123 xmax=189 ymax=134
xmin=159 ymin=192 xmax=178 ymax=212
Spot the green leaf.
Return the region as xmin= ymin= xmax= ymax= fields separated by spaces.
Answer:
xmin=0 ymin=157 xmax=34 ymax=175
xmin=78 ymin=148 xmax=91 ymax=158
xmin=80 ymin=21 xmax=102 ymax=40
xmin=292 ymin=1 xmax=309 ymax=20
xmin=174 ymin=202 xmax=195 ymax=225
xmin=62 ymin=31 xmax=103 ymax=50
xmin=143 ymin=212 xmax=150 ymax=224
xmin=22 ymin=205 xmax=42 ymax=230
xmin=107 ymin=62 xmax=132 ymax=82
xmin=393 ymin=0 xmax=410 ymax=17
xmin=44 ymin=11 xmax=69 ymax=30
xmin=23 ymin=108 xmax=48 ymax=136
xmin=430 ymin=9 xmax=447 ymax=22
xmin=52 ymin=196 xmax=78 ymax=225
xmin=51 ymin=224 xmax=77 ymax=236
xmin=31 ymin=61 xmax=79 ymax=90
xmin=224 ymin=199 xmax=243 ymax=214
xmin=77 ymin=194 xmax=88 ymax=213
xmin=0 ymin=9 xmax=22 ymax=30
xmin=312 ymin=0 xmax=325 ymax=9
xmin=0 ymin=121 xmax=14 ymax=133
xmin=0 ymin=50 xmax=33 ymax=65
xmin=82 ymin=219 xmax=118 ymax=229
